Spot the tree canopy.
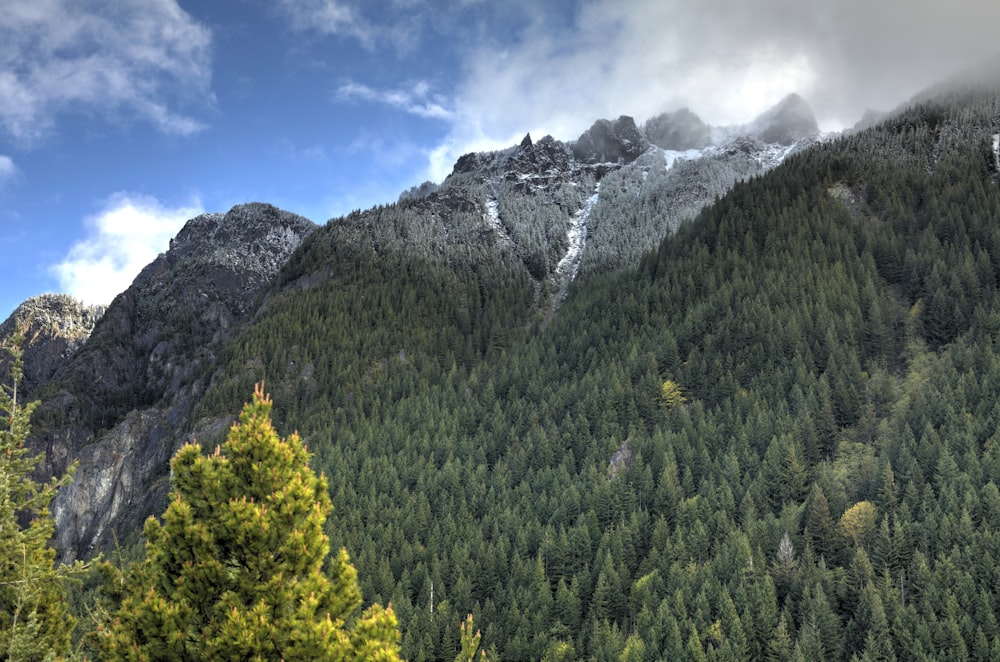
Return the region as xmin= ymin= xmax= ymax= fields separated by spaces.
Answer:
xmin=0 ymin=334 xmax=78 ymax=660
xmin=101 ymin=385 xmax=401 ymax=661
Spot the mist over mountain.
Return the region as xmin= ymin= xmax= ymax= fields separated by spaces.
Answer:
xmin=7 ymin=76 xmax=1000 ymax=659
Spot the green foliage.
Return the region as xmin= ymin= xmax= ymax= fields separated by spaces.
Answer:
xmin=660 ymin=380 xmax=686 ymax=409
xmin=839 ymin=501 xmax=878 ymax=549
xmin=0 ymin=334 xmax=82 ymax=660
xmin=101 ymin=386 xmax=401 ymax=661
xmin=112 ymin=85 xmax=1000 ymax=660
xmin=454 ymin=613 xmax=494 ymax=662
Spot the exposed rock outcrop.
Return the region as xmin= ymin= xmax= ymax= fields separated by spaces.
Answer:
xmin=572 ymin=116 xmax=648 ymax=164
xmin=0 ymin=294 xmax=105 ymax=398
xmin=32 ymin=203 xmax=316 ymax=559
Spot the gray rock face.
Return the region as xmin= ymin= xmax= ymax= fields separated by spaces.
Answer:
xmin=506 ymin=135 xmax=575 ymax=183
xmin=644 ymin=108 xmax=712 ymax=151
xmin=572 ymin=116 xmax=648 ymax=164
xmin=0 ymin=295 xmax=105 ymax=399
xmin=750 ymin=93 xmax=819 ymax=146
xmin=33 ymin=202 xmax=316 ymax=560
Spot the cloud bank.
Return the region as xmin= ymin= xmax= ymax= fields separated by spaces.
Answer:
xmin=52 ymin=194 xmax=203 ymax=305
xmin=327 ymin=0 xmax=1000 ymax=183
xmin=0 ymin=0 xmax=213 ymax=142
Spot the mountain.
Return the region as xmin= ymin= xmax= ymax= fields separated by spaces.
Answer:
xmin=0 ymin=294 xmax=105 ymax=399
xmin=644 ymin=107 xmax=712 ymax=151
xmin=11 ymin=83 xmax=1000 ymax=659
xmin=17 ymin=203 xmax=316 ymax=558
xmin=748 ymin=92 xmax=819 ymax=145
xmin=0 ymin=97 xmax=819 ymax=562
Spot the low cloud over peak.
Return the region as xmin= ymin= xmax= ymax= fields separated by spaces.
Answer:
xmin=408 ymin=0 xmax=1000 ymax=182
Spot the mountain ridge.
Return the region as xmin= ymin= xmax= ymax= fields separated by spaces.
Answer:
xmin=16 ymin=83 xmax=1000 ymax=661
xmin=21 ymin=203 xmax=316 ymax=558
xmin=5 ymin=95 xmax=825 ymax=560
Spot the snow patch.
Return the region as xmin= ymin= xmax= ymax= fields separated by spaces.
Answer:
xmin=555 ymin=184 xmax=600 ymax=284
xmin=753 ymin=141 xmax=798 ymax=169
xmin=662 ymin=148 xmax=708 ymax=171
xmin=484 ymin=199 xmax=501 ymax=231
xmin=483 ymin=198 xmax=512 ymax=243
xmin=993 ymin=134 xmax=999 ymax=172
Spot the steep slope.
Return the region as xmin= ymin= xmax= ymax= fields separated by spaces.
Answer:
xmin=2 ymin=92 xmax=851 ymax=649
xmin=1 ymin=96 xmax=819 ymax=563
xmin=580 ymin=97 xmax=822 ymax=273
xmin=23 ymin=203 xmax=316 ymax=558
xmin=179 ymin=79 xmax=1000 ymax=661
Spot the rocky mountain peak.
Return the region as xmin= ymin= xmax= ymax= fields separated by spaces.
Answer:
xmin=165 ymin=203 xmax=316 ymax=284
xmin=644 ymin=108 xmax=712 ymax=151
xmin=506 ymin=134 xmax=574 ymax=181
xmin=572 ymin=115 xmax=648 ymax=164
xmin=0 ymin=294 xmax=105 ymax=398
xmin=35 ymin=202 xmax=317 ymax=560
xmin=750 ymin=93 xmax=819 ymax=146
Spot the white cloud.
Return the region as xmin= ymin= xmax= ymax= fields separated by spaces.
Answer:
xmin=0 ymin=0 xmax=212 ymax=143
xmin=336 ymin=80 xmax=454 ymax=120
xmin=416 ymin=0 xmax=1000 ymax=182
xmin=276 ymin=0 xmax=373 ymax=47
xmin=52 ymin=194 xmax=203 ymax=305
xmin=0 ymin=155 xmax=15 ymax=183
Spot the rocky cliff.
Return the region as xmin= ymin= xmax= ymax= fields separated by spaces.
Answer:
xmin=22 ymin=203 xmax=316 ymax=559
xmin=0 ymin=294 xmax=105 ymax=399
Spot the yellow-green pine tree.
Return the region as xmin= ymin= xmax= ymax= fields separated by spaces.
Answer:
xmin=101 ymin=385 xmax=401 ymax=660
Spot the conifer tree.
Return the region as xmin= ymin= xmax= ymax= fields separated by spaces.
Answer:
xmin=0 ymin=334 xmax=79 ymax=659
xmin=101 ymin=385 xmax=401 ymax=661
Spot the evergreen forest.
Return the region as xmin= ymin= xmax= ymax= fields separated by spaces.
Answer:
xmin=188 ymin=87 xmax=1000 ymax=660
xmin=11 ymin=84 xmax=1000 ymax=661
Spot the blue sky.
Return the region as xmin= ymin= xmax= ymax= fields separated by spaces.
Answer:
xmin=2 ymin=0 xmax=999 ymax=319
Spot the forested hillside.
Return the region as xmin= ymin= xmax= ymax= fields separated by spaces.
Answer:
xmin=173 ymin=83 xmax=1000 ymax=661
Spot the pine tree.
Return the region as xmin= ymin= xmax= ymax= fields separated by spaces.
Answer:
xmin=0 ymin=333 xmax=81 ymax=659
xmin=101 ymin=385 xmax=401 ymax=660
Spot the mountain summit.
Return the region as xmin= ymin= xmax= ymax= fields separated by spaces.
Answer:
xmin=749 ymin=92 xmax=819 ymax=145
xmin=30 ymin=203 xmax=316 ymax=559
xmin=10 ymin=75 xmax=1000 ymax=659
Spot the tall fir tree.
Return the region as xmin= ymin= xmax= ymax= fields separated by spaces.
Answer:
xmin=101 ymin=385 xmax=401 ymax=661
xmin=0 ymin=333 xmax=79 ymax=659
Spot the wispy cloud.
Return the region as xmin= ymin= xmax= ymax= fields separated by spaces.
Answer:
xmin=51 ymin=194 xmax=204 ymax=305
xmin=275 ymin=0 xmax=373 ymax=47
xmin=0 ymin=156 xmax=15 ymax=184
xmin=0 ymin=0 xmax=213 ymax=143
xmin=336 ymin=80 xmax=453 ymax=120
xmin=415 ymin=0 xmax=1000 ymax=182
